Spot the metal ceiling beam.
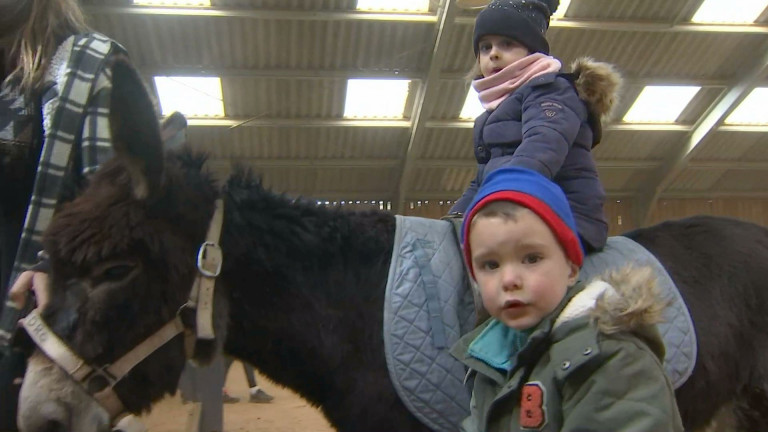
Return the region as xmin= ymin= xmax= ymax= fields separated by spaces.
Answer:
xmin=203 ymin=157 xmax=768 ymax=171
xmin=142 ymin=67 xmax=731 ymax=88
xmin=655 ymin=191 xmax=768 ymax=199
xmin=395 ymin=0 xmax=457 ymax=214
xmin=85 ymin=6 xmax=437 ymax=22
xmin=185 ymin=117 xmax=768 ymax=133
xmin=407 ymin=190 xmax=768 ymax=200
xmin=414 ymin=159 xmax=659 ymax=169
xmin=454 ymin=16 xmax=768 ymax=33
xmin=685 ymin=161 xmax=768 ymax=170
xmin=718 ymin=125 xmax=768 ymax=132
xmin=279 ymin=192 xmax=396 ymax=201
xmin=144 ymin=67 xmax=423 ymax=80
xmin=187 ymin=118 xmax=412 ymax=128
xmin=195 ymin=189 xmax=768 ymax=202
xmin=421 ymin=120 xmax=695 ymax=131
xmin=632 ymin=49 xmax=768 ymax=226
xmin=206 ymin=158 xmax=401 ymax=168
xmin=87 ymin=5 xmax=768 ymax=33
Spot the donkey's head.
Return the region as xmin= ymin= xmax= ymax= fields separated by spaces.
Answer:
xmin=17 ymin=57 xmax=226 ymax=432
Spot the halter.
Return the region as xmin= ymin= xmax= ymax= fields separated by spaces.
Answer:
xmin=20 ymin=199 xmax=225 ymax=429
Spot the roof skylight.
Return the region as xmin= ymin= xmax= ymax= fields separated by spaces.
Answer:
xmin=725 ymin=88 xmax=768 ymax=125
xmin=459 ymin=87 xmax=485 ymax=119
xmin=134 ymin=0 xmax=211 ymax=5
xmin=154 ymin=76 xmax=225 ymax=117
xmin=552 ymin=0 xmax=572 ymax=19
xmin=691 ymin=0 xmax=768 ymax=23
xmin=623 ymin=86 xmax=701 ymax=123
xmin=356 ymin=0 xmax=429 ymax=12
xmin=133 ymin=0 xmax=211 ymax=6
xmin=344 ymin=79 xmax=411 ymax=118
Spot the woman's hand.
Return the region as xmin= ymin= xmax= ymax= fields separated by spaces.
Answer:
xmin=7 ymin=271 xmax=49 ymax=311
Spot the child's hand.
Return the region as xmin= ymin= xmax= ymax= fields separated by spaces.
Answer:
xmin=441 ymin=212 xmax=463 ymax=221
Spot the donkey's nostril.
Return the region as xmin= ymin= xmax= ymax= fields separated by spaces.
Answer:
xmin=36 ymin=401 xmax=69 ymax=432
xmin=41 ymin=419 xmax=67 ymax=432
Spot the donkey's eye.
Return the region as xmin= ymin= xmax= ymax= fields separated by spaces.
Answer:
xmin=103 ymin=265 xmax=135 ymax=281
xmin=92 ymin=262 xmax=138 ymax=283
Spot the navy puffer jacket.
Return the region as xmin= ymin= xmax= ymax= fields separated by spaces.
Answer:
xmin=450 ymin=71 xmax=607 ymax=251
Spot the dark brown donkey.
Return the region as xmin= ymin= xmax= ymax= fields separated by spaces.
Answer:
xmin=16 ymin=58 xmax=768 ymax=432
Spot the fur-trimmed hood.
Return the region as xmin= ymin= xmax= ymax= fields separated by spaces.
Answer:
xmin=570 ymin=57 xmax=623 ymax=121
xmin=555 ymin=266 xmax=667 ymax=351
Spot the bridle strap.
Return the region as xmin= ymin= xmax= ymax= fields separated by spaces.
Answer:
xmin=105 ymin=318 xmax=185 ymax=382
xmin=21 ymin=309 xmax=184 ymax=420
xmin=22 ymin=310 xmax=93 ymax=381
xmin=186 ymin=199 xmax=224 ymax=343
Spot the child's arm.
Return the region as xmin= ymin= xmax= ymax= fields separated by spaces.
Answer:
xmin=487 ymin=79 xmax=585 ymax=179
xmin=449 ymin=173 xmax=481 ymax=215
xmin=559 ymin=336 xmax=684 ymax=431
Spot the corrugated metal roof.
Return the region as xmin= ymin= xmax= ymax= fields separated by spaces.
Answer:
xmin=566 ymin=0 xmax=688 ymax=21
xmin=190 ymin=127 xmax=408 ymax=158
xmin=82 ymin=0 xmax=768 ymax=215
xmin=595 ymin=130 xmax=686 ymax=160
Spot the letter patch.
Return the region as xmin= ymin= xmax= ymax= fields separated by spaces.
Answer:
xmin=520 ymin=381 xmax=546 ymax=429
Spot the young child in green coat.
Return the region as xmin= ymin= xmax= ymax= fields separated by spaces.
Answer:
xmin=450 ymin=166 xmax=684 ymax=431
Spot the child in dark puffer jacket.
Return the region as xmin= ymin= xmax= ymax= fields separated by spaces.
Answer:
xmin=449 ymin=0 xmax=622 ymax=254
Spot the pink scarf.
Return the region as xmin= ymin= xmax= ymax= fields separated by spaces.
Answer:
xmin=473 ymin=53 xmax=562 ymax=111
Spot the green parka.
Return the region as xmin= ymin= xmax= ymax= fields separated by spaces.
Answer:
xmin=450 ymin=267 xmax=684 ymax=432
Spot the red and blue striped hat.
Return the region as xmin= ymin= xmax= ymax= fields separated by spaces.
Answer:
xmin=461 ymin=167 xmax=584 ymax=278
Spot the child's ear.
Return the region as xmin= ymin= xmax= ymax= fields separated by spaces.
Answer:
xmin=567 ymin=262 xmax=580 ymax=286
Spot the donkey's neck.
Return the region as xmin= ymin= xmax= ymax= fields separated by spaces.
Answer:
xmin=218 ymin=177 xmax=396 ymax=412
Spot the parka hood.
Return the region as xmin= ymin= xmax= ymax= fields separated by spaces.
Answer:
xmin=555 ymin=265 xmax=667 ymax=357
xmin=570 ymin=57 xmax=623 ymax=121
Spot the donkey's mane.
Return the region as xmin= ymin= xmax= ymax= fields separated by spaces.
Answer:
xmin=216 ymin=154 xmax=396 ymax=275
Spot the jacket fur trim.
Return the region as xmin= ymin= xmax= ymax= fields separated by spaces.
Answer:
xmin=570 ymin=57 xmax=623 ymax=121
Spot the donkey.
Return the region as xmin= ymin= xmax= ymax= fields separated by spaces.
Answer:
xmin=15 ymin=58 xmax=768 ymax=432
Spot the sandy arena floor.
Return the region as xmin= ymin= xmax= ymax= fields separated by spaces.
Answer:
xmin=140 ymin=361 xmax=335 ymax=432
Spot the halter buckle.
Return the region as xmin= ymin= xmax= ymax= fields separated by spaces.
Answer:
xmin=84 ymin=366 xmax=117 ymax=394
xmin=196 ymin=241 xmax=223 ymax=277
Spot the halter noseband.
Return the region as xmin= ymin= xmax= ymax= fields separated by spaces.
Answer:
xmin=20 ymin=199 xmax=225 ymax=428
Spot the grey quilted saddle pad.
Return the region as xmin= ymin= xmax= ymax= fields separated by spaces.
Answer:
xmin=383 ymin=215 xmax=475 ymax=432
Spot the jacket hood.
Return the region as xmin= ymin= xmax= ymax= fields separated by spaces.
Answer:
xmin=570 ymin=57 xmax=623 ymax=121
xmin=555 ymin=266 xmax=667 ymax=356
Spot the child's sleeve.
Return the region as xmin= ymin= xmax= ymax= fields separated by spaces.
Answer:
xmin=559 ymin=337 xmax=684 ymax=432
xmin=449 ymin=173 xmax=481 ymax=215
xmin=492 ymin=80 xmax=585 ymax=179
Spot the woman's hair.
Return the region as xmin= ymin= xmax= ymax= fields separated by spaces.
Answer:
xmin=6 ymin=0 xmax=90 ymax=95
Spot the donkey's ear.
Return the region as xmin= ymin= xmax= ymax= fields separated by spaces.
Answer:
xmin=109 ymin=55 xmax=164 ymax=200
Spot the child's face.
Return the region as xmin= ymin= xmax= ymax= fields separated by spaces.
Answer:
xmin=477 ymin=35 xmax=530 ymax=78
xmin=469 ymin=208 xmax=579 ymax=330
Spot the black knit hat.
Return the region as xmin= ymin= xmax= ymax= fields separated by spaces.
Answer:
xmin=473 ymin=0 xmax=559 ymax=56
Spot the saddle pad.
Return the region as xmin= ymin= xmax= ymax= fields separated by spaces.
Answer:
xmin=580 ymin=236 xmax=697 ymax=389
xmin=383 ymin=215 xmax=475 ymax=432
